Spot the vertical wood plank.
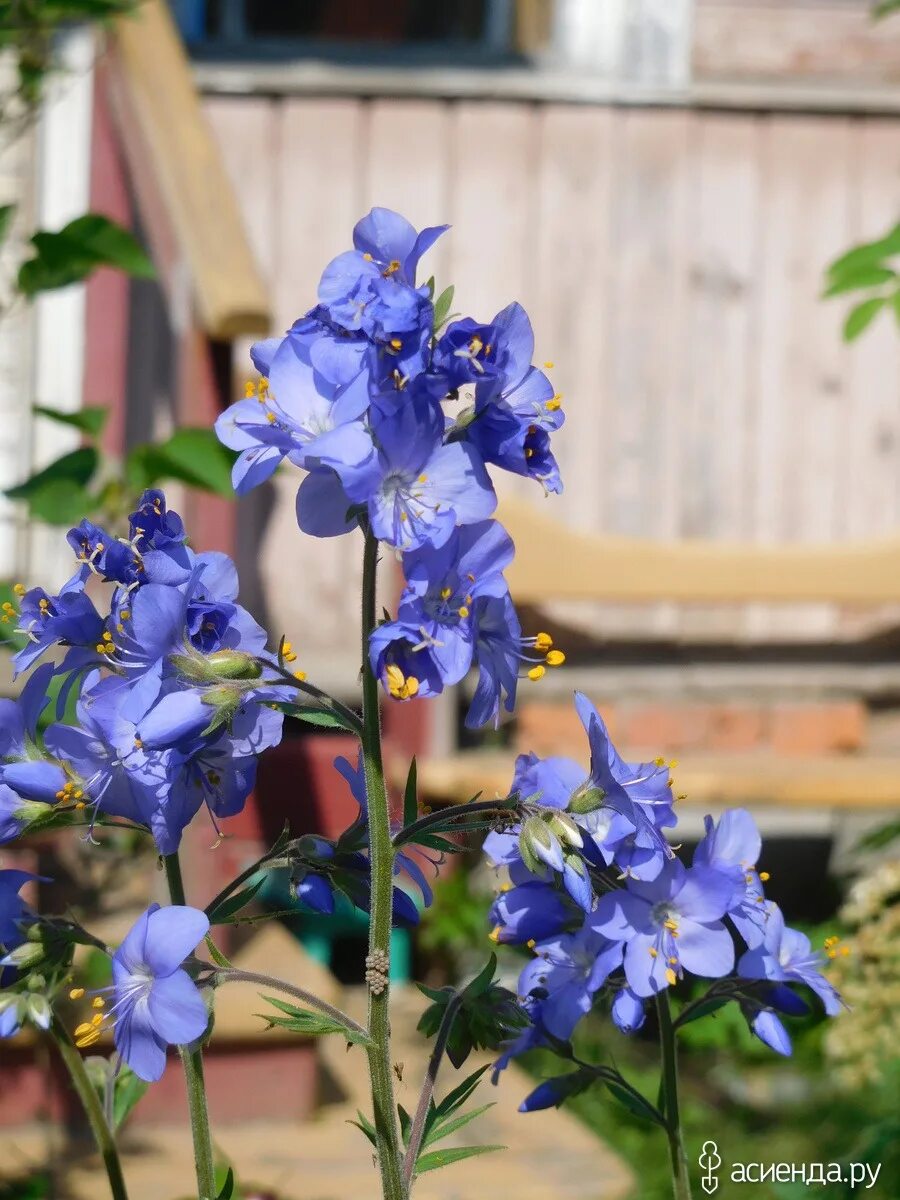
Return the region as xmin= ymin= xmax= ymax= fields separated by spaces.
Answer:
xmin=604 ymin=108 xmax=692 ymax=635
xmin=531 ymin=104 xmax=615 ymax=534
xmin=678 ymin=112 xmax=762 ymax=639
xmin=844 ymin=118 xmax=900 ymax=540
xmin=363 ymin=99 xmax=453 ymax=284
xmin=749 ymin=114 xmax=854 ymax=637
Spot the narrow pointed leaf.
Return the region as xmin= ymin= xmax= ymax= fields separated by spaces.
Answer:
xmin=415 ymin=1144 xmax=504 ymax=1175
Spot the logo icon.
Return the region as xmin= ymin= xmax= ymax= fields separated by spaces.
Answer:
xmin=699 ymin=1141 xmax=722 ymax=1195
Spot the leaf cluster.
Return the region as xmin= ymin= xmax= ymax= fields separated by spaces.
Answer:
xmin=417 ymin=954 xmax=528 ymax=1069
xmin=823 ymin=223 xmax=900 ymax=341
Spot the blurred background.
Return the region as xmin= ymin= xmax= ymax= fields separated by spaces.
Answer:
xmin=0 ymin=1 xmax=899 ymax=1198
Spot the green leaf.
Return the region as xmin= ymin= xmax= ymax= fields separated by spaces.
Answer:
xmin=126 ymin=428 xmax=236 ymax=497
xmin=348 ymin=1110 xmax=377 ymax=1147
xmin=403 ymin=756 xmax=418 ymax=828
xmin=424 ymin=1102 xmax=495 ymax=1147
xmin=854 ymin=818 xmax=900 ymax=852
xmin=111 ymin=1065 xmax=148 ymax=1130
xmin=827 ymin=223 xmax=900 ymax=279
xmin=674 ymin=995 xmax=732 ymax=1027
xmin=822 ymin=265 xmax=896 ymax=298
xmin=33 ymin=404 xmax=108 ymax=437
xmin=207 ymin=876 xmax=267 ymax=924
xmin=258 ymin=997 xmax=372 ymax=1047
xmin=4 ymin=447 xmax=98 ymax=524
xmin=844 ymin=296 xmax=887 ymax=342
xmin=604 ymin=1080 xmax=667 ymax=1127
xmin=434 ymin=1064 xmax=491 ymax=1118
xmin=214 ymin=1166 xmax=234 ymax=1200
xmin=398 ymin=1103 xmax=412 ymax=1144
xmin=415 ymin=1144 xmax=504 ymax=1175
xmin=5 ymin=447 xmax=97 ymax=500
xmin=0 ymin=204 xmax=14 ymax=247
xmin=275 ymin=702 xmax=358 ymax=733
xmin=462 ymin=954 xmax=497 ymax=1001
xmin=432 ymin=285 xmax=455 ymax=332
xmin=204 ymin=934 xmax=232 ymax=968
xmin=18 ymin=213 xmax=154 ymax=295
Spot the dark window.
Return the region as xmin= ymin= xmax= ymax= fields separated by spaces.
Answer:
xmin=170 ymin=0 xmax=515 ymax=61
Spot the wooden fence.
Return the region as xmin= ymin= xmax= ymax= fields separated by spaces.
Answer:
xmin=202 ymin=93 xmax=900 ymax=693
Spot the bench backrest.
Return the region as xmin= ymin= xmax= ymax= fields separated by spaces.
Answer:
xmin=499 ymin=499 xmax=900 ymax=607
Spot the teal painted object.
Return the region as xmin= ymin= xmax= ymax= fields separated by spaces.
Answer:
xmin=259 ymin=872 xmax=413 ymax=983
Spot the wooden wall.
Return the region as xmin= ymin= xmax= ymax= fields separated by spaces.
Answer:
xmin=202 ymin=95 xmax=900 ymax=691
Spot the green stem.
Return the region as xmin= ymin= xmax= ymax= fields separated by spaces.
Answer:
xmin=656 ymin=991 xmax=693 ymax=1200
xmin=360 ymin=529 xmax=406 ymax=1200
xmin=163 ymin=853 xmax=217 ymax=1200
xmin=401 ymin=990 xmax=463 ymax=1189
xmin=49 ymin=1017 xmax=130 ymax=1200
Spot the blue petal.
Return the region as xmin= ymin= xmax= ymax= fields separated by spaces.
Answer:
xmin=147 ymin=969 xmax=209 ymax=1045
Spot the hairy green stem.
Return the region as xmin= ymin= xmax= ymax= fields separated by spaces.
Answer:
xmin=49 ymin=1017 xmax=130 ymax=1200
xmin=163 ymin=853 xmax=217 ymax=1200
xmin=401 ymin=990 xmax=463 ymax=1189
xmin=656 ymin=991 xmax=693 ymax=1200
xmin=360 ymin=529 xmax=406 ymax=1200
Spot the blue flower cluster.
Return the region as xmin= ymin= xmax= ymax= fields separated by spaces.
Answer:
xmin=1 ymin=489 xmax=288 ymax=855
xmin=215 ymin=208 xmax=566 ymax=726
xmin=484 ymin=694 xmax=844 ymax=1081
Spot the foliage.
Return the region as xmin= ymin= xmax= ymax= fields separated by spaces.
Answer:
xmin=823 ymin=223 xmax=900 ymax=341
xmin=0 ymin=0 xmax=137 ymax=110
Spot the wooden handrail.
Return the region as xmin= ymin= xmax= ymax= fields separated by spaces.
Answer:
xmin=500 ymin=499 xmax=900 ymax=606
xmin=110 ymin=0 xmax=270 ymax=339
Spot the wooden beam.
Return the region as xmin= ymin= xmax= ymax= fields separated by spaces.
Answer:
xmin=110 ymin=0 xmax=270 ymax=339
xmin=408 ymin=750 xmax=900 ymax=811
xmin=500 ymin=499 xmax=900 ymax=606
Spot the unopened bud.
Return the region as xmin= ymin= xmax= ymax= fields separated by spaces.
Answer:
xmin=568 ymin=786 xmax=606 ymax=815
xmin=25 ymin=994 xmax=50 ymax=1030
xmin=546 ymin=811 xmax=583 ymax=850
xmin=205 ymin=650 xmax=262 ymax=680
xmin=2 ymin=941 xmax=43 ymax=970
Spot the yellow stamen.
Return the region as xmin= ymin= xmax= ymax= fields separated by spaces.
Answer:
xmin=457 ymin=606 xmax=469 ymax=619
xmin=543 ymin=360 xmax=554 ymax=369
xmin=758 ymin=871 xmax=770 ymax=882
xmin=92 ymin=997 xmax=105 ymax=1010
xmin=74 ymin=1022 xmax=95 ymax=1038
xmin=440 ymin=587 xmax=452 ymax=600
xmin=244 ymin=381 xmax=255 ymax=398
xmin=13 ymin=583 xmax=26 ymax=596
xmin=665 ymin=968 xmax=677 ymax=987
xmin=390 ymin=338 xmax=403 ymax=350
xmin=545 ymin=395 xmax=562 ymax=412
xmin=75 ymin=1029 xmax=101 ymax=1048
xmin=534 ymin=631 xmax=553 ymax=652
xmin=69 ymin=988 xmax=85 ymax=1000
xmin=488 ymin=926 xmax=500 ymax=943
xmin=648 ymin=948 xmax=658 ymax=958
xmin=527 ymin=665 xmax=546 ymax=682
xmin=546 ymin=650 xmax=565 ymax=667
xmin=663 ymin=919 xmax=678 ymax=932
xmin=362 ymin=252 xmax=373 ymax=261
xmin=293 ymin=670 xmax=307 ymax=682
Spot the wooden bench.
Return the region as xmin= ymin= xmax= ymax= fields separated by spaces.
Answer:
xmin=412 ymin=499 xmax=900 ymax=816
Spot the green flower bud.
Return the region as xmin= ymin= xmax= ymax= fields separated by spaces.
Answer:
xmin=546 ymin=811 xmax=584 ymax=849
xmin=25 ymin=994 xmax=50 ymax=1030
xmin=568 ymin=786 xmax=606 ymax=815
xmin=205 ymin=651 xmax=262 ymax=680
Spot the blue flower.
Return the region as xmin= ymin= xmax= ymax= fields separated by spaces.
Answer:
xmin=215 ymin=331 xmax=373 ymax=496
xmin=44 ymin=674 xmax=172 ymax=836
xmin=67 ymin=491 xmax=191 ymax=588
xmin=517 ymin=925 xmax=622 ymax=1040
xmin=694 ymin=809 xmax=768 ymax=948
xmin=611 ymin=987 xmax=646 ymax=1034
xmin=11 ymin=581 xmax=104 ymax=676
xmin=106 ymin=904 xmax=209 ymax=1081
xmin=327 ymin=396 xmax=497 ymax=551
xmin=0 ymin=869 xmax=37 ymax=953
xmin=738 ymin=906 xmax=843 ymax=1016
xmin=0 ymin=784 xmax=51 ymax=844
xmin=592 ymin=860 xmax=735 ymax=997
xmin=431 ymin=302 xmax=535 ymax=393
xmin=488 ymin=877 xmax=579 ymax=946
xmin=0 ymin=663 xmax=67 ymax=802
